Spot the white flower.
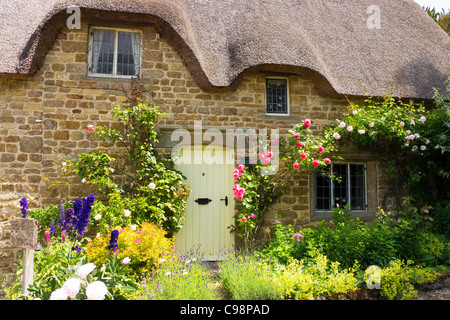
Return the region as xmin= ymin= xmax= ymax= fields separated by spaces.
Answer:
xmin=369 ymin=122 xmax=374 ymax=127
xmin=420 ymin=116 xmax=426 ymax=123
xmin=81 ymin=178 xmax=86 ymax=183
xmin=78 ymin=263 xmax=96 ymax=279
xmin=406 ymin=130 xmax=411 ymax=134
xmin=62 ymin=161 xmax=67 ymax=167
xmin=358 ymin=129 xmax=365 ymax=134
xmin=425 ymin=139 xmax=430 ymax=145
xmin=333 ymin=132 xmax=341 ymax=140
xmin=86 ymin=281 xmax=108 ymax=300
xmin=100 ymin=264 xmax=106 ymax=272
xmin=420 ymin=145 xmax=426 ymax=151
xmin=414 ymin=133 xmax=420 ymax=139
xmin=94 ymin=214 xmax=102 ymax=221
xmin=410 ymin=119 xmax=415 ymax=126
xmin=352 ymin=110 xmax=358 ymax=115
xmin=149 ymin=182 xmax=156 ymax=189
xmin=347 ymin=125 xmax=353 ymax=132
xmin=124 ymin=209 xmax=131 ymax=217
xmin=409 ymin=134 xmax=415 ymax=140
xmin=159 ymin=258 xmax=166 ymax=263
xmin=185 ymin=260 xmax=191 ymax=264
xmin=50 ymin=288 xmax=68 ymax=300
xmin=165 ymin=272 xmax=171 ymax=276
xmin=130 ymin=225 xmax=137 ymax=231
xmin=123 ymin=257 xmax=131 ymax=265
xmin=435 ymin=145 xmax=440 ymax=149
xmin=339 ymin=121 xmax=346 ymax=128
xmin=62 ymin=278 xmax=80 ymax=299
xmin=399 ymin=121 xmax=405 ymax=127
xmin=412 ymin=146 xmax=418 ymax=151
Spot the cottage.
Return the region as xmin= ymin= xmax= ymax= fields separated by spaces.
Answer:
xmin=0 ymin=0 xmax=449 ymax=266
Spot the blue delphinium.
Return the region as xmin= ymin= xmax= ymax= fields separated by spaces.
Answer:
xmin=50 ymin=219 xmax=56 ymax=234
xmin=65 ymin=208 xmax=75 ymax=234
xmin=108 ymin=229 xmax=119 ymax=251
xmin=58 ymin=201 xmax=66 ymax=230
xmin=19 ymin=198 xmax=28 ymax=218
xmin=75 ymin=194 xmax=96 ymax=236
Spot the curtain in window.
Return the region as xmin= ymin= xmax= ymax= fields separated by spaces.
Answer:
xmin=91 ymin=29 xmax=114 ymax=74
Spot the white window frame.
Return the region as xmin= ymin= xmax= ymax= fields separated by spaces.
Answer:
xmin=87 ymin=26 xmax=143 ymax=79
xmin=314 ymin=162 xmax=368 ymax=212
xmin=265 ymin=76 xmax=290 ymax=116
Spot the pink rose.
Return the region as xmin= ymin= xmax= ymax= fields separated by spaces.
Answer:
xmin=266 ymin=151 xmax=273 ymax=158
xmin=241 ymin=216 xmax=247 ymax=222
xmin=263 ymin=158 xmax=271 ymax=165
xmin=300 ymin=152 xmax=307 ymax=159
xmin=325 ymin=158 xmax=331 ymax=165
xmin=293 ymin=132 xmax=300 ymax=139
xmin=312 ymin=160 xmax=320 ymax=167
xmin=297 ymin=141 xmax=303 ymax=147
xmin=249 ymin=213 xmax=256 ymax=219
xmin=87 ymin=124 xmax=95 ymax=132
xmin=318 ymin=146 xmax=324 ymax=153
xmin=304 ymin=119 xmax=311 ymax=128
xmin=293 ymin=162 xmax=300 ymax=169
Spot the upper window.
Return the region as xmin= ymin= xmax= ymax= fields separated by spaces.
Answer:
xmin=316 ymin=163 xmax=367 ymax=211
xmin=266 ymin=78 xmax=289 ymax=115
xmin=88 ymin=28 xmax=141 ymax=77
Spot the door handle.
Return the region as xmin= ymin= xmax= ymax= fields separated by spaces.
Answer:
xmin=195 ymin=198 xmax=212 ymax=205
xmin=220 ymin=196 xmax=228 ymax=206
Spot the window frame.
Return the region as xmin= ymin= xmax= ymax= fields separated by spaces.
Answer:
xmin=314 ymin=162 xmax=368 ymax=212
xmin=87 ymin=26 xmax=143 ymax=79
xmin=265 ymin=76 xmax=290 ymax=116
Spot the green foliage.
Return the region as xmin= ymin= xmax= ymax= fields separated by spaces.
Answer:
xmin=86 ymin=222 xmax=174 ymax=275
xmin=133 ymin=252 xmax=219 ymax=300
xmin=218 ymin=252 xmax=284 ymax=300
xmin=323 ymin=88 xmax=449 ymax=203
xmin=431 ymin=201 xmax=450 ymax=238
xmin=232 ymin=119 xmax=340 ymax=249
xmin=273 ymin=254 xmax=359 ymax=300
xmin=60 ymin=77 xmax=190 ymax=236
xmin=378 ymin=260 xmax=437 ymax=300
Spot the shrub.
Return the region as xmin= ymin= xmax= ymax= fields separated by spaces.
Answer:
xmin=85 ymin=222 xmax=174 ymax=275
xmin=273 ymin=253 xmax=358 ymax=300
xmin=218 ymin=252 xmax=284 ymax=300
xmin=377 ymin=260 xmax=437 ymax=300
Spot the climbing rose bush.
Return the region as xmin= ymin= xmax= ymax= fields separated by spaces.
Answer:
xmin=232 ymin=119 xmax=339 ymax=249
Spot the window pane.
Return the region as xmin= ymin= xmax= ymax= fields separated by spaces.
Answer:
xmin=117 ymin=32 xmax=140 ymax=76
xmin=266 ymin=79 xmax=287 ymax=114
xmin=91 ymin=30 xmax=115 ymax=74
xmin=350 ymin=164 xmax=366 ymax=210
xmin=316 ymin=174 xmax=331 ymax=210
xmin=333 ymin=164 xmax=348 ymax=208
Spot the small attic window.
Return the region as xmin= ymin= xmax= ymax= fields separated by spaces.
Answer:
xmin=266 ymin=78 xmax=289 ymax=115
xmin=88 ymin=27 xmax=141 ymax=77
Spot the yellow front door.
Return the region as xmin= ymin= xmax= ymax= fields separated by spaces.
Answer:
xmin=174 ymin=145 xmax=235 ymax=260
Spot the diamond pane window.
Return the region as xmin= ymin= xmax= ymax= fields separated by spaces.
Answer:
xmin=315 ymin=163 xmax=366 ymax=211
xmin=266 ymin=78 xmax=288 ymax=114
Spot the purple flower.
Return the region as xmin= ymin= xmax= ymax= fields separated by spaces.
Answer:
xmin=108 ymin=230 xmax=119 ymax=251
xmin=58 ymin=201 xmax=66 ymax=229
xmin=19 ymin=198 xmax=28 ymax=218
xmin=72 ymin=246 xmax=81 ymax=252
xmin=75 ymin=195 xmax=96 ymax=236
xmin=64 ymin=208 xmax=75 ymax=234
xmin=50 ymin=219 xmax=56 ymax=234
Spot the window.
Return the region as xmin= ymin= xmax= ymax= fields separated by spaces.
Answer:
xmin=266 ymin=78 xmax=288 ymax=114
xmin=89 ymin=28 xmax=141 ymax=77
xmin=316 ymin=163 xmax=367 ymax=211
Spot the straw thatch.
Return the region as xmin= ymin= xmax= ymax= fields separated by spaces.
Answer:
xmin=0 ymin=0 xmax=449 ymax=99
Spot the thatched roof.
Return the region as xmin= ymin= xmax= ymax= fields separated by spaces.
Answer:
xmin=1 ymin=0 xmax=449 ymax=99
